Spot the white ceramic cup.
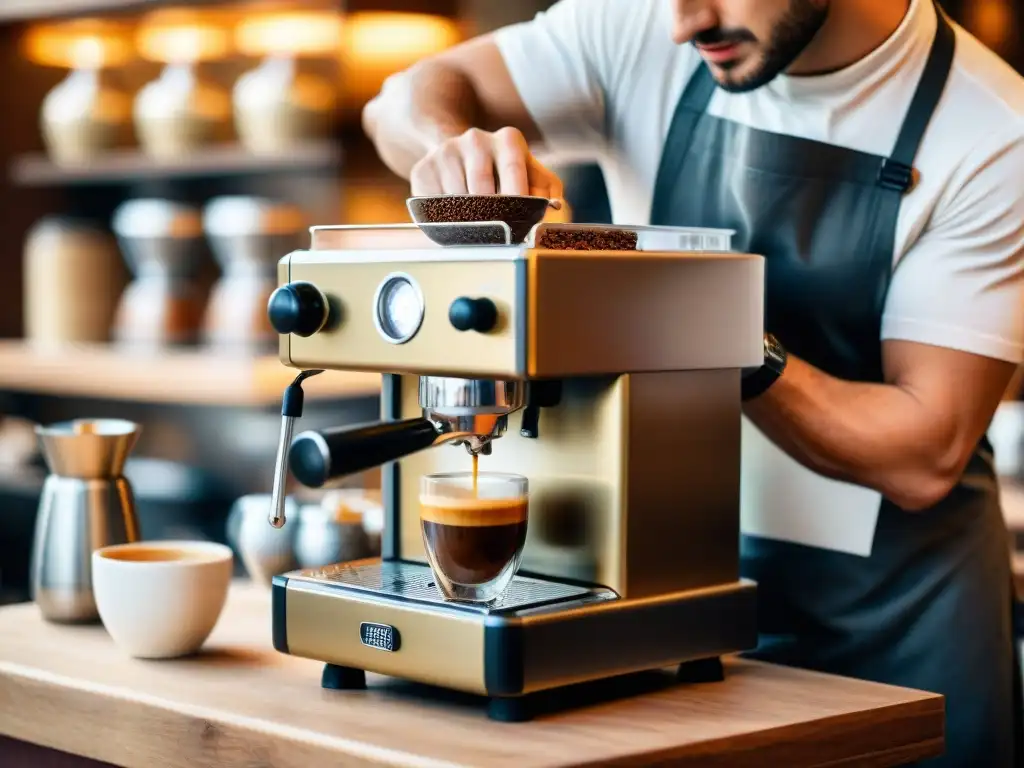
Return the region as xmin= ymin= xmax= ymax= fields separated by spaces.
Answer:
xmin=92 ymin=540 xmax=233 ymax=659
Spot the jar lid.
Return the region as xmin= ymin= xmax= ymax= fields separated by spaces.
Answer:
xmin=203 ymin=196 xmax=306 ymax=238
xmin=112 ymin=199 xmax=202 ymax=239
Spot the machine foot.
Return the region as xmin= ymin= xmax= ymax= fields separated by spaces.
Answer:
xmin=321 ymin=664 xmax=367 ymax=690
xmin=487 ymin=696 xmax=533 ymax=723
xmin=676 ymin=657 xmax=724 ymax=684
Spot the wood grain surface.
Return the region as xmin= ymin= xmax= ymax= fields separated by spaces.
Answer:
xmin=0 ymin=340 xmax=379 ymax=406
xmin=10 ymin=142 xmax=340 ymax=186
xmin=0 ymin=583 xmax=944 ymax=768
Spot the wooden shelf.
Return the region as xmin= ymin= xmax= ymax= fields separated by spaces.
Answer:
xmin=0 ymin=341 xmax=379 ymax=406
xmin=0 ymin=0 xmax=220 ymax=22
xmin=10 ymin=142 xmax=342 ymax=187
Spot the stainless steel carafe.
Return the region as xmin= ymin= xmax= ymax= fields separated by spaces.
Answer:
xmin=31 ymin=419 xmax=141 ymax=622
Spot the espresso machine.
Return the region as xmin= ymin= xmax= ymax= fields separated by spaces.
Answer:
xmin=265 ymin=210 xmax=764 ymax=721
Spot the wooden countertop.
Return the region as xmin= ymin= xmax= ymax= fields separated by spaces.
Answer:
xmin=0 ymin=584 xmax=943 ymax=767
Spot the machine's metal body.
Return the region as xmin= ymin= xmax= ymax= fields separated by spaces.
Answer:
xmin=269 ymin=221 xmax=765 ymax=718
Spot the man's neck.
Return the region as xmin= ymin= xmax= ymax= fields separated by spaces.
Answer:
xmin=787 ymin=0 xmax=913 ymax=76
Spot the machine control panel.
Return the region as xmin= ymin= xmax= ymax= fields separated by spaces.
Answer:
xmin=270 ymin=272 xmax=504 ymax=352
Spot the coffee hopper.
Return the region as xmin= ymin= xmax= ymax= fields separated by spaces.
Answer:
xmin=407 ymin=194 xmax=554 ymax=246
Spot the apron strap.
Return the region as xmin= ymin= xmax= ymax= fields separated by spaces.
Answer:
xmin=650 ymin=64 xmax=715 ymax=224
xmin=676 ymin=60 xmax=717 ymax=114
xmin=878 ymin=3 xmax=957 ymax=192
xmin=652 ymin=2 xmax=957 ymax=214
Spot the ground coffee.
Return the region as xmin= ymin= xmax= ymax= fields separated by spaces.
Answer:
xmin=536 ymin=227 xmax=639 ymax=251
xmin=409 ymin=195 xmax=550 ymax=245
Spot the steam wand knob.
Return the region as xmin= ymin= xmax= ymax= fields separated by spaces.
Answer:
xmin=269 ymin=369 xmax=324 ymax=528
xmin=268 ymin=282 xmax=329 ymax=338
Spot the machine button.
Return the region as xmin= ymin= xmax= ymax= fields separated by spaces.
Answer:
xmin=449 ymin=297 xmax=498 ymax=333
xmin=267 ymin=281 xmax=329 ymax=338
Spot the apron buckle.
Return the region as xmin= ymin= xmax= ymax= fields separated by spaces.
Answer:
xmin=877 ymin=159 xmax=917 ymax=194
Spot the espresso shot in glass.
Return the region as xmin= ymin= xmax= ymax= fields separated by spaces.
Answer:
xmin=419 ymin=472 xmax=529 ymax=603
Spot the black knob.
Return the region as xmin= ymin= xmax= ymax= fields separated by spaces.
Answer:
xmin=268 ymin=282 xmax=328 ymax=338
xmin=449 ymin=297 xmax=498 ymax=333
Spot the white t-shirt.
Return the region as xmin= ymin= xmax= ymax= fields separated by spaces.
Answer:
xmin=495 ymin=0 xmax=1024 ymax=364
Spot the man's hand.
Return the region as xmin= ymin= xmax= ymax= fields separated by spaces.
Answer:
xmin=409 ymin=127 xmax=564 ymax=200
xmin=362 ymin=36 xmax=563 ymax=196
xmin=745 ymin=340 xmax=1016 ymax=511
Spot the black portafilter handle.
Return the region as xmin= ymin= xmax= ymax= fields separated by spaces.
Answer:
xmin=289 ymin=418 xmax=440 ymax=488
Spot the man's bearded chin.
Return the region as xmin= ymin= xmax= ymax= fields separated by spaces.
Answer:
xmin=700 ymin=1 xmax=830 ymax=94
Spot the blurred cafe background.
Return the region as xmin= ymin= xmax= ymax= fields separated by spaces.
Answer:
xmin=0 ymin=0 xmax=1020 ymax=606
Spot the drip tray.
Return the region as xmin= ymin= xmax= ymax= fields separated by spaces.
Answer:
xmin=289 ymin=560 xmax=613 ymax=615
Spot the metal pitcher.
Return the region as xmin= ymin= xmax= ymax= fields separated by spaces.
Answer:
xmin=30 ymin=419 xmax=141 ymax=622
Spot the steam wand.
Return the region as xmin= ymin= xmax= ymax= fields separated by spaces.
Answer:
xmin=269 ymin=369 xmax=324 ymax=528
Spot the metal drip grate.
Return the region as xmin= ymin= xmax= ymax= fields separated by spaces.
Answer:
xmin=297 ymin=560 xmax=596 ymax=613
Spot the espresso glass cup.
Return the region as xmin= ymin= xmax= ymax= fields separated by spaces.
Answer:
xmin=420 ymin=472 xmax=529 ymax=603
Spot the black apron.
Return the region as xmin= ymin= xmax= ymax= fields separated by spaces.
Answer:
xmin=650 ymin=7 xmax=1020 ymax=766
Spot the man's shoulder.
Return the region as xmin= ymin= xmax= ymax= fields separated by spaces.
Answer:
xmin=945 ymin=26 xmax=1024 ymax=128
xmin=494 ymin=0 xmax=682 ymax=86
xmin=586 ymin=0 xmax=688 ymax=82
xmin=920 ymin=25 xmax=1023 ymax=195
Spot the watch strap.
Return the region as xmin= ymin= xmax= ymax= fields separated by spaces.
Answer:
xmin=742 ymin=334 xmax=787 ymax=402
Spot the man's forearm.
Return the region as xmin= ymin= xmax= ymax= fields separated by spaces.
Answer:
xmin=744 ymin=355 xmax=963 ymax=511
xmin=363 ymin=61 xmax=480 ymax=179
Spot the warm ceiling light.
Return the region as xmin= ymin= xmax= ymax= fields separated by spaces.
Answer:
xmin=21 ymin=19 xmax=134 ymax=69
xmin=966 ymin=0 xmax=1016 ymax=51
xmin=235 ymin=11 xmax=343 ymax=58
xmin=135 ymin=9 xmax=232 ymax=64
xmin=339 ymin=12 xmax=461 ymax=105
xmin=343 ymin=12 xmax=461 ymax=68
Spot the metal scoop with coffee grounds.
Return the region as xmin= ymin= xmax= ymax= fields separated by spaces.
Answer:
xmin=407 ymin=194 xmax=556 ymax=246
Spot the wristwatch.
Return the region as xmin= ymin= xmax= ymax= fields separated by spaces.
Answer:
xmin=741 ymin=334 xmax=787 ymax=402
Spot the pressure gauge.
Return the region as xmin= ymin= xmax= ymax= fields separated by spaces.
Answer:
xmin=373 ymin=273 xmax=424 ymax=344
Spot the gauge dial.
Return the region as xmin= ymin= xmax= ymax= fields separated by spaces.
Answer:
xmin=374 ymin=273 xmax=424 ymax=344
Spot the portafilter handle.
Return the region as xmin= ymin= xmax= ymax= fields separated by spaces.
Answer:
xmin=269 ymin=369 xmax=324 ymax=529
xmin=289 ymin=418 xmax=442 ymax=488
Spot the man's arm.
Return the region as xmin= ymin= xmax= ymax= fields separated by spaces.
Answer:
xmin=748 ymin=123 xmax=1024 ymax=513
xmin=362 ymin=36 xmax=545 ymax=181
xmin=745 ymin=342 xmax=1016 ymax=511
xmin=361 ymin=0 xmax=630 ymax=198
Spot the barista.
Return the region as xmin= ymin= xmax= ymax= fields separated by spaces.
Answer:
xmin=362 ymin=0 xmax=1024 ymax=764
